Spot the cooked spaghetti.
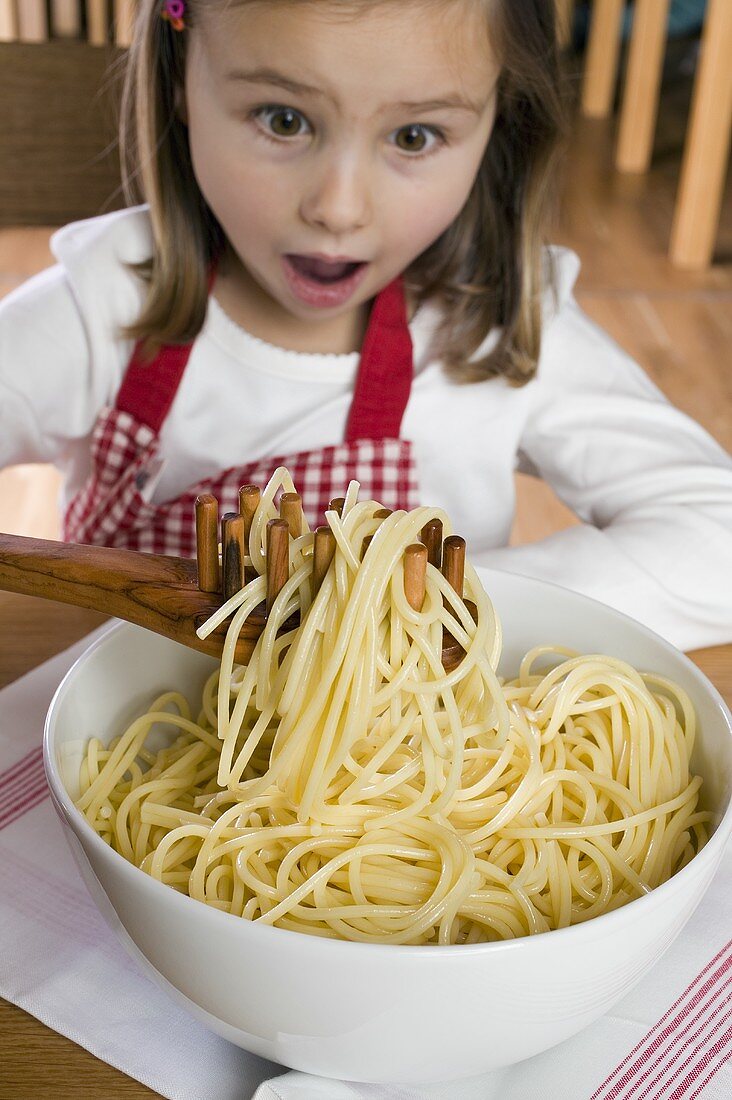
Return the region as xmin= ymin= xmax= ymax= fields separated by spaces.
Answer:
xmin=76 ymin=469 xmax=709 ymax=944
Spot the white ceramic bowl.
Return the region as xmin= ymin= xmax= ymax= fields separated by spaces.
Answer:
xmin=43 ymin=568 xmax=732 ymax=1083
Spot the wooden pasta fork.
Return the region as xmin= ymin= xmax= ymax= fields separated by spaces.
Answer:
xmin=0 ymin=488 xmax=469 ymax=669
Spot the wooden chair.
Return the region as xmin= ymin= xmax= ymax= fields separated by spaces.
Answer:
xmin=668 ymin=0 xmax=732 ymax=268
xmin=580 ymin=0 xmax=626 ymax=118
xmin=580 ymin=0 xmax=732 ymax=270
xmin=0 ymin=1 xmax=135 ymax=46
xmin=555 ymin=0 xmax=577 ymax=48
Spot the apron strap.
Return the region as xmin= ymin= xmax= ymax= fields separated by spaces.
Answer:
xmin=115 ymin=265 xmax=218 ymax=432
xmin=115 ymin=340 xmax=194 ymax=433
xmin=115 ymin=274 xmax=414 ymax=441
xmin=344 ymin=276 xmax=413 ymax=444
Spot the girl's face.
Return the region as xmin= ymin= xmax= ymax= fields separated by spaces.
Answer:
xmin=185 ymin=1 xmax=500 ymax=351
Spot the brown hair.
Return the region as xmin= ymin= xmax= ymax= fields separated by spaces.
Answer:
xmin=120 ymin=0 xmax=568 ymax=383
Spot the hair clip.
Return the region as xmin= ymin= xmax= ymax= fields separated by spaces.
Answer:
xmin=161 ymin=0 xmax=185 ymax=31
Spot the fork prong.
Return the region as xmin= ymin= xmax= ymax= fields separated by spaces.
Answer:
xmin=312 ymin=526 xmax=336 ymax=597
xmin=238 ymin=484 xmax=260 ymax=547
xmin=195 ymin=494 xmax=220 ymax=593
xmin=280 ymin=492 xmax=303 ymax=538
xmin=222 ymin=513 xmax=246 ymax=600
xmin=404 ymin=543 xmax=428 ymax=611
xmin=420 ymin=518 xmax=443 ymax=569
xmin=442 ymin=535 xmax=466 ymax=599
xmin=441 ymin=535 xmax=467 ymax=671
xmin=266 ymin=518 xmax=290 ymax=614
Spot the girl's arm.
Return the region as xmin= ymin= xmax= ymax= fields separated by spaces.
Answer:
xmin=482 ymin=297 xmax=732 ymax=652
xmin=0 ymin=264 xmax=111 ymax=474
xmin=1 ymin=210 xmax=147 ymax=486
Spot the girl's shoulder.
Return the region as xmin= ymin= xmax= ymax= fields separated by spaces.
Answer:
xmin=0 ymin=205 xmax=154 ymax=354
xmin=542 ymin=245 xmax=582 ymax=325
xmin=50 ymin=203 xmax=153 ymax=267
xmin=0 ymin=207 xmax=155 ymax=466
xmin=50 ymin=204 xmax=153 ymax=317
xmin=44 ymin=205 xmax=153 ymax=368
xmin=410 ymin=245 xmax=582 ymax=384
xmin=432 ymin=245 xmax=581 ymax=377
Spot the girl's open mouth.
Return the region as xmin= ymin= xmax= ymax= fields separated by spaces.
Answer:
xmin=282 ymin=254 xmax=369 ymax=309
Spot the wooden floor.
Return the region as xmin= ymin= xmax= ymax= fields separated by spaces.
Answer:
xmin=513 ymin=100 xmax=732 ymax=543
xmin=0 ymin=99 xmax=730 ymax=544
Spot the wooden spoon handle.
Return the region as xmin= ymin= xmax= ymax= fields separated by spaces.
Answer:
xmin=0 ymin=532 xmax=474 ymax=673
xmin=0 ymin=533 xmax=260 ymax=662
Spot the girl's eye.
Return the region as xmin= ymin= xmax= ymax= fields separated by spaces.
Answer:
xmin=253 ymin=106 xmax=311 ymax=139
xmin=392 ymin=124 xmax=443 ymax=155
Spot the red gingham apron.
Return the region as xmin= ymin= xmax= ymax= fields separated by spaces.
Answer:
xmin=63 ymin=276 xmax=420 ymax=557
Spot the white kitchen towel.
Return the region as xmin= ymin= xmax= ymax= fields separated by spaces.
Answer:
xmin=0 ymin=627 xmax=730 ymax=1100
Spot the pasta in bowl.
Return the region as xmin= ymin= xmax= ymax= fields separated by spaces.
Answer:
xmin=43 ymin=480 xmax=732 ymax=1082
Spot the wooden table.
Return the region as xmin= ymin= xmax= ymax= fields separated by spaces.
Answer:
xmin=0 ymin=590 xmax=730 ymax=1098
xmin=0 ymin=594 xmax=160 ymax=1099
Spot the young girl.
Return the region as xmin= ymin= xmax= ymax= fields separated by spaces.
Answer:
xmin=0 ymin=0 xmax=730 ymax=652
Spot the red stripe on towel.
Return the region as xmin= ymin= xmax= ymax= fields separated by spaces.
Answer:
xmin=628 ymin=976 xmax=732 ymax=1098
xmin=591 ymin=941 xmax=732 ymax=1099
xmin=656 ymin=1012 xmax=730 ymax=1100
xmin=0 ymin=745 xmax=43 ymax=791
xmin=0 ymin=758 xmax=46 ymax=814
xmin=0 ymin=774 xmax=49 ymax=830
xmin=686 ymin=1048 xmax=732 ymax=1099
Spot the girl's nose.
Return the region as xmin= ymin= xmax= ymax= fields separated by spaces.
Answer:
xmin=299 ymin=157 xmax=371 ymax=236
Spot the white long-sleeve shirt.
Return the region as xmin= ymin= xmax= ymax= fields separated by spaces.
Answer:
xmin=1 ymin=206 xmax=730 ymax=650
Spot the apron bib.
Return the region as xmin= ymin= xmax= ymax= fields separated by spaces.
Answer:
xmin=63 ymin=277 xmax=420 ymax=557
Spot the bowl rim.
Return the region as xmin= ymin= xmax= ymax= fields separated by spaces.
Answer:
xmin=43 ymin=569 xmax=732 ymax=959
